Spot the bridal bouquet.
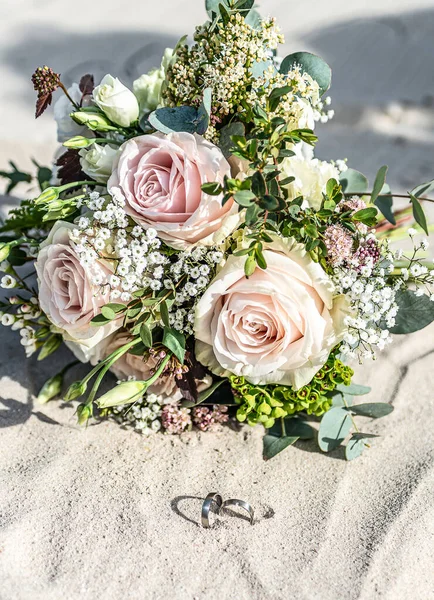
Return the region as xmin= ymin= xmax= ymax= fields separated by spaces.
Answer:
xmin=1 ymin=1 xmax=434 ymax=460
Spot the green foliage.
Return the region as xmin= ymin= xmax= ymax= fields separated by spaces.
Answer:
xmin=318 ymin=406 xmax=352 ymax=451
xmin=231 ymin=351 xmax=354 ymax=428
xmin=340 ymin=169 xmax=369 ymax=194
xmin=148 ymin=88 xmax=212 ymax=135
xmin=280 ymin=52 xmax=332 ymax=96
xmin=370 ymin=165 xmax=388 ymax=204
xmin=388 ymin=290 xmax=434 ymax=334
xmin=0 ymin=161 xmax=32 ymax=194
xmin=409 ymin=194 xmax=429 ymax=235
xmin=162 ymin=327 xmax=186 ymax=363
xmin=375 ymin=183 xmax=396 ymax=225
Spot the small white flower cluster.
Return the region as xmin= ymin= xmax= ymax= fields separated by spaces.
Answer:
xmin=0 ymin=296 xmax=41 ymax=357
xmin=396 ymin=232 xmax=434 ymax=300
xmin=164 ymin=246 xmax=224 ymax=335
xmin=333 ymin=246 xmax=397 ymax=359
xmin=111 ymin=392 xmax=168 ymax=435
xmin=72 ymin=190 xmax=224 ymax=332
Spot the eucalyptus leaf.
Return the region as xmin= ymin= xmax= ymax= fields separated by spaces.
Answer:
xmin=410 ymin=194 xmax=429 ymax=235
xmin=410 ymin=179 xmax=434 ymax=199
xmin=370 ymin=165 xmax=388 ymax=204
xmin=218 ymin=122 xmax=245 ymax=158
xmin=245 ymin=8 xmax=261 ymax=28
xmin=196 ymin=87 xmax=212 ymax=135
xmin=375 ymin=183 xmax=396 ymax=225
xmin=263 ymin=434 xmax=299 ymax=460
xmin=345 ymin=437 xmax=367 ymax=461
xmin=280 ymin=52 xmax=331 ymax=95
xmin=350 ymin=403 xmax=393 ymax=418
xmin=318 ymin=407 xmax=352 ymax=452
xmin=148 ymin=106 xmax=199 ymax=135
xmin=336 ymin=383 xmax=371 ymax=396
xmin=340 ymin=169 xmax=369 ymax=194
xmin=389 ymin=289 xmax=434 ymax=334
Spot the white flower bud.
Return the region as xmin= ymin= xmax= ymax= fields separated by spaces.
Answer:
xmin=79 ymin=143 xmax=119 ymax=184
xmin=93 ymin=74 xmax=139 ymax=127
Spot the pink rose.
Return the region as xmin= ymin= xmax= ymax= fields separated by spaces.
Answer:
xmin=194 ymin=236 xmax=350 ymax=390
xmin=107 ymin=132 xmax=240 ymax=249
xmin=35 ymin=221 xmax=120 ymax=362
xmin=106 ymin=332 xmax=212 ymax=399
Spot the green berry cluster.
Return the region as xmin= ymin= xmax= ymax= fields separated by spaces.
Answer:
xmin=230 ymin=352 xmax=354 ymax=428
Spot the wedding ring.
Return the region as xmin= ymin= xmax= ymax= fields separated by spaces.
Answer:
xmin=221 ymin=498 xmax=254 ymax=525
xmin=201 ymin=492 xmax=223 ymax=528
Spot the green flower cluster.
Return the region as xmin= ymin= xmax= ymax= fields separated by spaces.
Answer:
xmin=230 ymin=352 xmax=354 ymax=428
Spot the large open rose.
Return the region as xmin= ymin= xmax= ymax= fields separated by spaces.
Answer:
xmin=35 ymin=221 xmax=120 ymax=362
xmin=194 ymin=236 xmax=350 ymax=390
xmin=107 ymin=132 xmax=240 ymax=249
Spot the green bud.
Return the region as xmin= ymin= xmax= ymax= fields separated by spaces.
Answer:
xmin=71 ymin=111 xmax=116 ymax=132
xmin=96 ymin=380 xmax=148 ymax=409
xmin=34 ymin=186 xmax=59 ymax=205
xmin=37 ymin=373 xmax=63 ymax=404
xmin=271 ymin=407 xmax=287 ymax=419
xmin=77 ymin=403 xmax=93 ymax=425
xmin=0 ymin=243 xmax=11 ymax=262
xmin=263 ymin=417 xmax=275 ymax=429
xmin=63 ymin=136 xmax=94 ymax=149
xmin=64 ymin=380 xmax=87 ymax=401
xmin=258 ymin=401 xmax=272 ymax=415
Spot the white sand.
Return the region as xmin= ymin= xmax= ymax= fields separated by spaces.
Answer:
xmin=1 ymin=1 xmax=434 ymax=598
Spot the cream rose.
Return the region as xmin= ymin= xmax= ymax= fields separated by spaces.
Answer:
xmin=79 ymin=143 xmax=119 ymax=184
xmin=35 ymin=221 xmax=121 ymax=362
xmin=281 ymin=155 xmax=339 ymax=211
xmin=105 ymin=332 xmax=212 ymax=399
xmin=194 ymin=236 xmax=349 ymax=390
xmin=133 ymin=48 xmax=173 ymax=115
xmin=107 ymin=132 xmax=240 ymax=249
xmin=93 ymin=74 xmax=139 ymax=127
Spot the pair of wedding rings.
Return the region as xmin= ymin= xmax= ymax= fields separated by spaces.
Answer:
xmin=201 ymin=492 xmax=254 ymax=528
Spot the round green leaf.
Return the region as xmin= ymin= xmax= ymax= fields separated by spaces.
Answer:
xmin=263 ymin=434 xmax=299 ymax=460
xmin=318 ymin=407 xmax=352 ymax=452
xmin=388 ymin=290 xmax=434 ymax=334
xmin=345 ymin=437 xmax=366 ymax=461
xmin=340 ymin=169 xmax=369 ymax=194
xmin=280 ymin=52 xmax=331 ymax=95
xmin=350 ymin=403 xmax=393 ymax=418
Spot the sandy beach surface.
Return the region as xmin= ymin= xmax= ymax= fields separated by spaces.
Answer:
xmin=1 ymin=1 xmax=434 ymax=598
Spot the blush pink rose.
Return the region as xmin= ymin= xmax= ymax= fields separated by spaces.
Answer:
xmin=35 ymin=221 xmax=121 ymax=362
xmin=107 ymin=132 xmax=240 ymax=249
xmin=105 ymin=332 xmax=212 ymax=399
xmin=194 ymin=236 xmax=350 ymax=390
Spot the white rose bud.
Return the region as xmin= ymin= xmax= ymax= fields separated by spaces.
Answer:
xmin=133 ymin=48 xmax=173 ymax=114
xmin=79 ymin=143 xmax=119 ymax=184
xmin=93 ymin=74 xmax=139 ymax=127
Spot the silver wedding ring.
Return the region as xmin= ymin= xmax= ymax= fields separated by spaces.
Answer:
xmin=201 ymin=493 xmax=254 ymax=528
xmin=201 ymin=492 xmax=223 ymax=528
xmin=222 ymin=498 xmax=255 ymax=525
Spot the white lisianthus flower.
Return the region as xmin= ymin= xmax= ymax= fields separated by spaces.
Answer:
xmin=93 ymin=75 xmax=139 ymax=127
xmin=280 ymin=155 xmax=340 ymax=211
xmin=194 ymin=235 xmax=350 ymax=390
xmin=53 ymin=83 xmax=89 ymax=143
xmin=133 ymin=48 xmax=173 ymax=115
xmin=79 ymin=143 xmax=119 ymax=184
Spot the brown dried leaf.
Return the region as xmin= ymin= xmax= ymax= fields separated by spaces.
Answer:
xmin=35 ymin=93 xmax=52 ymax=118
